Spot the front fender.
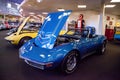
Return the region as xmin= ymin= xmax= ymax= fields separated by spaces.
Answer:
xmin=50 ymin=42 xmax=78 ymax=66
xmin=98 ymin=35 xmax=107 ymax=46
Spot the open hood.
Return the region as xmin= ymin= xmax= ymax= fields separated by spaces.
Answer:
xmin=16 ymin=17 xmax=30 ymax=35
xmin=34 ymin=10 xmax=72 ymax=49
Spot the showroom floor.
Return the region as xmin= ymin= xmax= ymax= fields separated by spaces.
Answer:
xmin=0 ymin=30 xmax=120 ymax=80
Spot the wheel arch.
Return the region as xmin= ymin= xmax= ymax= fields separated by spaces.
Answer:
xmin=99 ymin=36 xmax=107 ymax=45
xmin=101 ymin=38 xmax=107 ymax=45
xmin=69 ymin=49 xmax=81 ymax=61
xmin=59 ymin=49 xmax=81 ymax=74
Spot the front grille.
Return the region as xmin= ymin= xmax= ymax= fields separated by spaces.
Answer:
xmin=25 ymin=60 xmax=44 ymax=70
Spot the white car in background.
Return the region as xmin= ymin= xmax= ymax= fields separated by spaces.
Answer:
xmin=0 ymin=23 xmax=6 ymax=30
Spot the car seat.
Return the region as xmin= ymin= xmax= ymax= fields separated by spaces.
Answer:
xmin=82 ymin=26 xmax=96 ymax=38
xmin=81 ymin=30 xmax=88 ymax=37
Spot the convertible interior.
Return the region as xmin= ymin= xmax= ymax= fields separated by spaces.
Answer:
xmin=54 ymin=27 xmax=97 ymax=47
xmin=54 ymin=29 xmax=89 ymax=46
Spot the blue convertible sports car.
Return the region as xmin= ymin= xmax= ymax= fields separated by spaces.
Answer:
xmin=19 ymin=10 xmax=107 ymax=74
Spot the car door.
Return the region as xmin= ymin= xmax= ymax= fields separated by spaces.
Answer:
xmin=86 ymin=35 xmax=99 ymax=53
xmin=79 ymin=35 xmax=99 ymax=58
xmin=77 ymin=38 xmax=91 ymax=58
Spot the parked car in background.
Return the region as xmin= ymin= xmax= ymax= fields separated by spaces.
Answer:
xmin=8 ymin=21 xmax=19 ymax=28
xmin=114 ymin=27 xmax=120 ymax=40
xmin=4 ymin=21 xmax=11 ymax=29
xmin=19 ymin=10 xmax=107 ymax=74
xmin=5 ymin=15 xmax=66 ymax=46
xmin=5 ymin=16 xmax=42 ymax=46
xmin=0 ymin=23 xmax=6 ymax=30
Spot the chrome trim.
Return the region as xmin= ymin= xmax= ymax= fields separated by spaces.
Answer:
xmin=19 ymin=55 xmax=53 ymax=65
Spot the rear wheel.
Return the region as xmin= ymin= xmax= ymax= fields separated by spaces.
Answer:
xmin=98 ymin=41 xmax=106 ymax=55
xmin=61 ymin=51 xmax=79 ymax=74
xmin=19 ymin=37 xmax=32 ymax=46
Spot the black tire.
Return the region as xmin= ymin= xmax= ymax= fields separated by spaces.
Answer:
xmin=60 ymin=51 xmax=79 ymax=74
xmin=19 ymin=37 xmax=32 ymax=46
xmin=98 ymin=41 xmax=106 ymax=55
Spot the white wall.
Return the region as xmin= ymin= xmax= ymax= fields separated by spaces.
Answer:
xmin=67 ymin=11 xmax=120 ymax=35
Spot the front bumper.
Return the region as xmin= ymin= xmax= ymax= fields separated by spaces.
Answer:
xmin=20 ymin=56 xmax=53 ymax=70
xmin=5 ymin=39 xmax=17 ymax=45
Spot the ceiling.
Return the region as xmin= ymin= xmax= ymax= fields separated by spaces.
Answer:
xmin=21 ymin=0 xmax=120 ymax=16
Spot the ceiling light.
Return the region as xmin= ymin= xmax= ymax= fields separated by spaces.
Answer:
xmin=37 ymin=0 xmax=42 ymax=3
xmin=37 ymin=14 xmax=41 ymax=16
xmin=7 ymin=3 xmax=11 ymax=8
xmin=42 ymin=12 xmax=48 ymax=14
xmin=105 ymin=5 xmax=116 ymax=8
xmin=78 ymin=5 xmax=87 ymax=8
xmin=16 ymin=3 xmax=20 ymax=9
xmin=19 ymin=8 xmax=23 ymax=12
xmin=29 ymin=12 xmax=35 ymax=15
xmin=57 ymin=8 xmax=65 ymax=11
xmin=111 ymin=0 xmax=120 ymax=2
xmin=28 ymin=4 xmax=31 ymax=7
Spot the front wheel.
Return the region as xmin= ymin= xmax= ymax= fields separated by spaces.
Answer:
xmin=19 ymin=37 xmax=32 ymax=46
xmin=60 ymin=51 xmax=79 ymax=74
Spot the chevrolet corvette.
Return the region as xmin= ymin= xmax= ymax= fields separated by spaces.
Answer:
xmin=19 ymin=10 xmax=107 ymax=74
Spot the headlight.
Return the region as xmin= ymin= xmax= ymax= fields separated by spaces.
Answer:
xmin=19 ymin=46 xmax=25 ymax=54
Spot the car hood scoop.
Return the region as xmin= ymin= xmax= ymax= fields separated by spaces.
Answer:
xmin=34 ymin=10 xmax=71 ymax=49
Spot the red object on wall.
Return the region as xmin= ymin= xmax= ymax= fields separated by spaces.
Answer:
xmin=109 ymin=21 xmax=112 ymax=25
xmin=105 ymin=29 xmax=114 ymax=40
xmin=106 ymin=16 xmax=110 ymax=20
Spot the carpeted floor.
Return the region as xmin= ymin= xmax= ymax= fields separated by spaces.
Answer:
xmin=0 ymin=30 xmax=120 ymax=80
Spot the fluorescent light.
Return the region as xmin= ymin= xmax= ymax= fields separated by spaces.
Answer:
xmin=111 ymin=0 xmax=120 ymax=2
xmin=28 ymin=4 xmax=31 ymax=7
xmin=16 ymin=3 xmax=20 ymax=9
xmin=37 ymin=14 xmax=42 ymax=16
xmin=7 ymin=3 xmax=11 ymax=8
xmin=42 ymin=12 xmax=48 ymax=14
xmin=105 ymin=5 xmax=116 ymax=8
xmin=37 ymin=0 xmax=42 ymax=3
xmin=78 ymin=5 xmax=86 ymax=8
xmin=57 ymin=8 xmax=65 ymax=11
xmin=29 ymin=12 xmax=35 ymax=15
xmin=15 ymin=3 xmax=19 ymax=6
xmin=19 ymin=8 xmax=23 ymax=12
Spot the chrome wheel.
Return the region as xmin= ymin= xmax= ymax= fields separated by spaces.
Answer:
xmin=98 ymin=41 xmax=106 ymax=55
xmin=102 ymin=43 xmax=106 ymax=53
xmin=23 ymin=39 xmax=29 ymax=44
xmin=61 ymin=51 xmax=79 ymax=74
xmin=66 ymin=55 xmax=77 ymax=71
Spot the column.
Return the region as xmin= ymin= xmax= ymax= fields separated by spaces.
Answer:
xmin=98 ymin=0 xmax=105 ymax=35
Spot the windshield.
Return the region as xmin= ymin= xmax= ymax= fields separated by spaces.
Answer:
xmin=22 ymin=22 xmax=42 ymax=31
xmin=64 ymin=29 xmax=89 ymax=38
xmin=65 ymin=29 xmax=81 ymax=35
xmin=21 ymin=16 xmax=42 ymax=31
